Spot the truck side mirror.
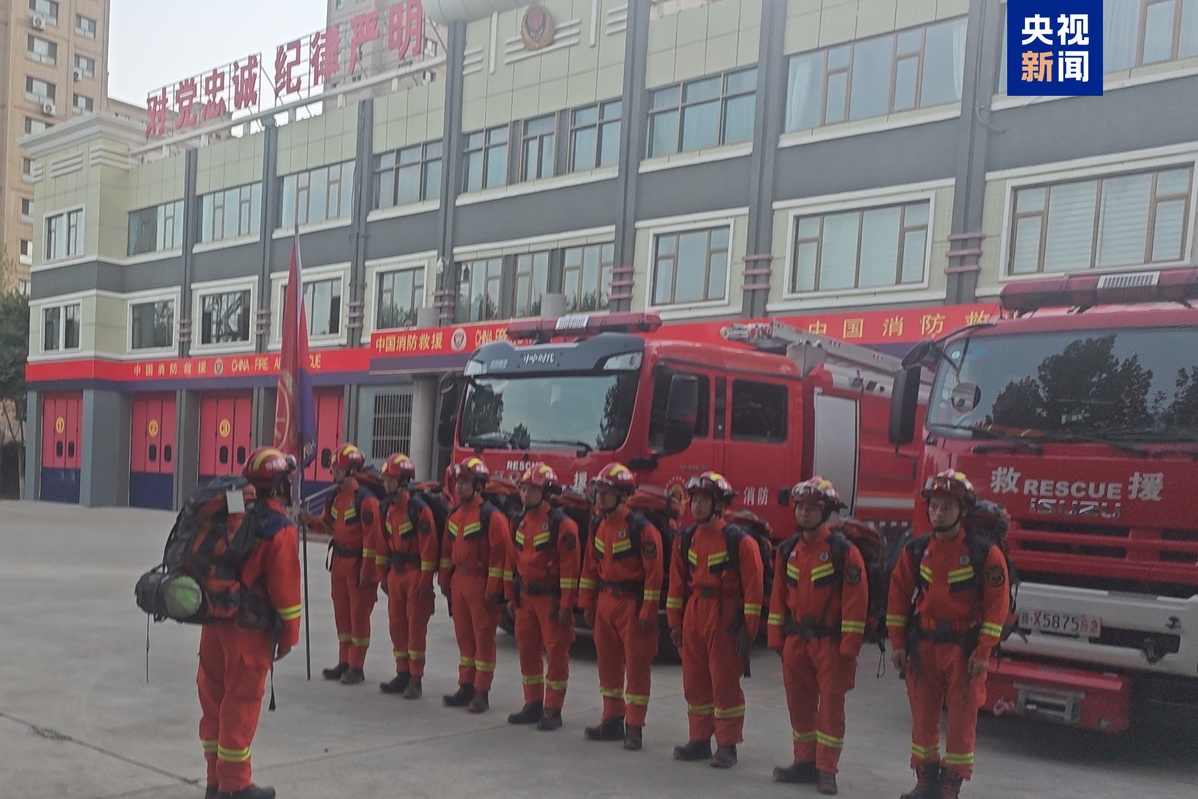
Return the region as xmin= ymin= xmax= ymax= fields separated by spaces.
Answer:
xmin=661 ymin=373 xmax=698 ymax=456
xmin=436 ymin=375 xmax=463 ymax=449
xmin=889 ymin=365 xmax=921 ymax=446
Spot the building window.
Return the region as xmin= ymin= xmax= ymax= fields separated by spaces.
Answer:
xmin=22 ymin=158 xmax=34 ymax=178
xmin=27 ymin=35 xmax=56 ymax=65
xmin=72 ymin=94 xmax=93 ymax=114
xmin=374 ymin=141 xmax=441 ymax=209
xmin=200 ymin=184 xmax=262 ymax=242
xmin=75 ymin=13 xmax=96 ymax=38
xmin=730 ymin=380 xmax=788 ymax=443
xmin=791 ymin=200 xmax=930 ymax=293
xmin=462 ymin=126 xmax=509 ymax=192
xmin=26 ymin=76 xmax=55 ymax=102
xmin=647 ymin=68 xmax=757 ymax=158
xmin=25 ymin=117 xmax=52 ymax=135
xmin=652 ymin=226 xmax=730 ymax=306
xmin=44 ymin=209 xmax=83 ymax=261
xmin=20 ymin=240 xmax=33 ymax=260
xmin=513 ymin=252 xmax=550 ymax=318
xmin=29 ymin=0 xmax=58 ymax=24
xmin=1008 ymin=166 xmax=1193 ymax=275
xmin=74 ymin=54 xmax=96 ymax=79
xmin=128 ymin=201 xmax=184 ymax=256
xmin=371 ymin=392 xmax=413 ymax=460
xmin=460 ymin=258 xmax=504 ymax=321
xmin=562 ymin=243 xmax=613 ymax=312
xmin=786 ymin=17 xmax=966 ymax=131
xmin=43 ymin=303 xmax=80 ymax=352
xmin=520 ymin=115 xmax=556 ymax=182
xmin=570 ymin=100 xmax=621 ymax=171
xmin=131 ymin=300 xmax=175 ymax=350
xmin=21 ymin=198 xmax=33 ymax=220
xmin=279 ymin=162 xmax=355 ymax=228
xmin=376 ymin=268 xmax=425 ymax=329
xmin=200 ymin=290 xmax=251 ymax=345
xmin=286 ymin=278 xmax=342 ymax=337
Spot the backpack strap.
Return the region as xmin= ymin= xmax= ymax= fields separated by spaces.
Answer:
xmin=678 ymin=523 xmax=698 ymax=570
xmin=625 ymin=509 xmax=647 ymax=553
xmin=257 ymin=507 xmax=290 ymax=540
xmin=407 ymin=494 xmax=428 ymax=535
xmin=352 ymin=486 xmax=373 ymax=523
xmin=546 ymin=507 xmax=566 ymax=547
xmin=907 ymin=534 xmax=933 ymax=590
xmin=723 ymin=525 xmax=746 ymax=572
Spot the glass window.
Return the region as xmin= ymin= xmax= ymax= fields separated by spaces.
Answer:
xmin=460 ymin=258 xmax=504 ymax=321
xmin=301 ymin=278 xmax=342 ymax=337
xmin=376 ymin=267 xmax=426 ymax=329
xmin=1008 ymin=166 xmax=1192 ymax=274
xmin=520 ymin=115 xmax=556 ymax=182
xmin=128 ymin=201 xmax=183 ymax=256
xmin=43 ymin=306 xmax=61 ymax=351
xmin=75 ymin=14 xmax=96 ymax=38
xmin=374 ymin=141 xmax=441 ymax=209
xmin=652 ymin=226 xmax=730 ymax=306
xmin=44 ymin=209 xmax=83 ymax=261
xmin=790 ymin=200 xmax=930 ymax=293
xmin=29 ymin=0 xmax=58 ymax=23
xmin=647 ymin=68 xmax=757 ymax=157
xmin=72 ymin=94 xmax=94 ymax=113
xmin=513 ymin=252 xmax=549 ymax=318
xmin=562 ymin=242 xmax=614 ymax=312
xmin=74 ymin=55 xmax=95 ymax=78
xmin=25 ymin=117 xmax=51 ymax=134
xmin=569 ymin=100 xmax=622 ymax=172
xmin=730 ymin=380 xmax=788 ymax=442
xmin=649 ymin=370 xmax=711 ymax=445
xmin=200 ymin=290 xmax=251 ymax=344
xmin=463 ymin=126 xmax=509 ymax=192
xmin=27 ymin=35 xmax=57 ymax=65
xmin=131 ymin=300 xmax=175 ymax=350
xmin=26 ymin=76 xmax=55 ymax=101
xmin=200 ymin=184 xmax=261 ymax=242
xmin=279 ymin=162 xmax=354 ymax=228
xmin=21 ymin=198 xmax=33 ymax=219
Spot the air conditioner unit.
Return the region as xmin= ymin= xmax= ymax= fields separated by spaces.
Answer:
xmin=32 ymin=15 xmax=46 ymax=30
xmin=41 ymin=100 xmax=56 ymax=115
xmin=72 ymin=68 xmax=82 ymax=81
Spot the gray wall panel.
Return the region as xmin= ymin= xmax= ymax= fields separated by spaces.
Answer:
xmin=269 ymin=226 xmax=359 ymax=272
xmin=637 ymin=157 xmax=753 ymax=220
xmin=191 ymin=243 xmax=264 ymax=284
xmin=454 ymin=179 xmax=619 ymax=249
xmin=30 ymin=258 xmax=185 ymax=300
xmin=365 ymin=211 xmax=443 ymax=260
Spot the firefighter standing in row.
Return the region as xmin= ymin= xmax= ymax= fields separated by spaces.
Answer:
xmin=668 ymin=471 xmax=763 ymax=769
xmin=577 ymin=462 xmax=664 ymax=751
xmin=373 ymin=453 xmax=439 ymax=700
xmin=888 ymin=470 xmax=1010 ymax=799
xmin=768 ymin=476 xmax=868 ymax=796
xmin=439 ymin=456 xmax=510 ymax=713
xmin=504 ymin=464 xmax=581 ymax=732
xmin=299 ymin=442 xmax=382 ymax=686
xmin=198 ymin=447 xmax=302 ymax=799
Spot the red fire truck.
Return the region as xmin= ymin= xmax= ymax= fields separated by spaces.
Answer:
xmin=889 ymin=266 xmax=1198 ymax=733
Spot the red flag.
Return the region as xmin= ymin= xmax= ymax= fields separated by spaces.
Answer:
xmin=273 ymin=232 xmax=318 ymax=477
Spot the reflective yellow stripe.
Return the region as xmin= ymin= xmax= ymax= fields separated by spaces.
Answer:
xmin=522 ymin=674 xmax=545 ymax=685
xmin=559 ymin=578 xmax=580 ymax=589
xmin=533 ymin=531 xmax=551 ymax=548
xmin=743 ymin=603 xmax=761 ymax=614
xmin=786 ymin=563 xmax=800 ymax=580
xmin=600 ymin=686 xmax=624 ymax=698
xmin=666 ymin=597 xmax=684 ymax=609
xmin=707 ymin=551 xmax=729 ymax=568
xmin=375 ymin=555 xmax=388 ymax=566
xmin=815 ymin=730 xmax=844 ymax=749
xmin=330 ymin=509 xmax=341 ymax=520
xmin=944 ymin=751 xmax=974 ymax=765
xmin=351 ymin=637 xmax=370 ymax=646
xmin=515 ymin=531 xmax=526 ymax=548
xmin=792 ymin=729 xmax=817 ymax=742
xmin=362 ymin=548 xmax=375 ymax=559
xmin=487 ymin=567 xmax=503 ymax=578
xmin=919 ymin=564 xmax=934 ymax=583
xmin=947 ymin=566 xmax=974 ymax=584
xmin=579 ymin=578 xmax=598 ymax=590
xmin=687 ymin=549 xmax=699 ymax=566
xmin=337 ymin=633 xmax=351 ymax=642
xmin=421 ymin=560 xmax=437 ymax=571
xmin=714 ymin=705 xmax=745 ymax=719
xmin=544 ymin=679 xmax=567 ymax=691
xmin=611 ymin=539 xmax=632 ymax=554
xmin=593 ymin=539 xmax=606 ymax=554
xmin=841 ymin=620 xmax=865 ymax=634
xmin=408 ymin=650 xmax=425 ymax=662
xmin=393 ymin=650 xmax=409 ymax=660
xmin=767 ymin=613 xmax=785 ymax=625
xmin=502 ymin=570 xmax=514 ymax=581
xmin=886 ymin=614 xmax=908 ymax=628
xmin=217 ymin=745 xmax=250 ymax=763
xmin=343 ymin=509 xmax=358 ymax=521
xmin=462 ymin=521 xmax=482 ymax=538
xmin=439 ymin=558 xmax=452 ymax=569
xmin=277 ymin=604 xmax=302 ymax=621
xmin=980 ymin=622 xmax=1003 ymax=638
xmin=687 ymin=703 xmax=715 ymax=715
xmin=394 ymin=521 xmax=414 ymax=536
xmin=460 ymin=656 xmax=474 ymax=666
xmin=201 ymin=739 xmax=219 ymax=753
xmin=475 ymin=660 xmax=496 ymax=672
xmin=448 ymin=521 xmax=460 ymax=538
xmin=911 ymin=742 xmax=940 ymax=758
xmin=625 ymin=693 xmax=649 ymax=706
xmin=643 ymin=589 xmax=661 ymax=601
xmin=810 ymin=563 xmax=835 ymax=581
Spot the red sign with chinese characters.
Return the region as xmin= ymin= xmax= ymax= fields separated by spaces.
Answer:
xmin=145 ymin=0 xmax=428 ymax=139
xmin=25 ymin=348 xmax=371 ymax=385
xmin=370 ymin=320 xmax=511 ymax=357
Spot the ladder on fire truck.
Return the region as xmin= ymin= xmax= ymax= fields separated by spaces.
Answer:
xmin=725 ymin=320 xmax=906 ymax=390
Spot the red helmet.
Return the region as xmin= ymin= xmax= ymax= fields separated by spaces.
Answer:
xmin=921 ymin=469 xmax=976 ymax=509
xmin=592 ymin=462 xmax=636 ymax=494
xmin=686 ymin=470 xmax=736 ymax=504
xmin=380 ymin=452 xmax=416 ymax=482
xmin=791 ymin=476 xmax=845 ymax=513
xmin=454 ymin=456 xmax=490 ymax=485
xmin=331 ymin=443 xmax=365 ymax=472
xmin=242 ymin=446 xmax=296 ymax=492
xmin=520 ymin=463 xmax=562 ymax=496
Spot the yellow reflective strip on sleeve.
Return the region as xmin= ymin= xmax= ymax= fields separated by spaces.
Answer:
xmin=767 ymin=613 xmax=785 ymax=625
xmin=579 ymin=578 xmax=598 ymax=590
xmin=665 ymin=597 xmax=684 ymax=609
xmin=643 ymin=590 xmax=661 ymax=601
xmin=687 ymin=549 xmax=698 ymax=566
xmin=886 ymin=614 xmax=908 ymax=628
xmin=980 ymin=622 xmax=1003 ymax=638
xmin=421 ymin=561 xmax=437 ymax=571
xmin=841 ymin=620 xmax=866 ymax=634
xmin=277 ymin=605 xmax=302 ymax=621
xmin=559 ymin=578 xmax=580 ymax=589
xmin=487 ymin=567 xmax=503 ymax=578
xmin=743 ymin=603 xmax=762 ymax=614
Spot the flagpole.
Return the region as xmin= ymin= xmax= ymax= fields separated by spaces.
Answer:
xmin=293 ymin=221 xmax=313 ymax=682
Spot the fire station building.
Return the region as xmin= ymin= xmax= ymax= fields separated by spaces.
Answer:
xmin=20 ymin=0 xmax=1198 ymax=508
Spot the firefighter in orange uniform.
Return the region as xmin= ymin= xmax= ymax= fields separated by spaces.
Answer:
xmin=578 ymin=462 xmax=664 ymax=751
xmin=504 ymin=464 xmax=581 ymax=731
xmin=299 ymin=442 xmax=382 ymax=685
xmin=374 ymin=453 xmax=439 ymax=699
xmin=668 ymin=471 xmax=763 ymax=769
xmin=768 ymin=477 xmax=868 ymax=795
xmin=198 ymin=447 xmax=302 ymax=799
xmin=438 ymin=456 xmax=510 ymax=713
xmin=888 ymin=470 xmax=1010 ymax=799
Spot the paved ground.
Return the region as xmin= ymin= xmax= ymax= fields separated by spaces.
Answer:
xmin=3 ymin=500 xmax=1198 ymax=799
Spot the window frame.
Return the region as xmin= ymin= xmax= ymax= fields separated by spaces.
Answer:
xmin=42 ymin=301 xmax=81 ymax=353
xmin=519 ymin=114 xmax=557 ymax=182
xmin=26 ymin=75 xmax=55 ymax=102
xmin=462 ymin=125 xmax=510 ymax=193
xmin=569 ymin=99 xmax=622 ymax=172
xmin=72 ymin=93 xmax=94 ymax=114
xmin=43 ymin=207 xmax=84 ymax=262
xmin=128 ymin=200 xmax=184 ymax=256
xmin=74 ymin=13 xmax=96 ymax=38
xmin=29 ymin=0 xmax=58 ymax=23
xmin=649 ymin=224 xmax=733 ymax=308
xmin=647 ymin=67 xmax=757 ymax=158
xmin=374 ymin=266 xmax=426 ymax=331
xmin=26 ymin=35 xmax=57 ymax=65
xmin=278 ymin=161 xmax=355 ymax=229
xmin=199 ymin=183 xmax=263 ymax=243
xmin=74 ymin=54 xmax=96 ymax=79
xmin=562 ymin=242 xmax=614 ymax=312
xmin=729 ymin=378 xmax=789 ymax=443
xmin=194 ymin=284 xmax=255 ymax=349
xmin=373 ymin=140 xmax=442 ymax=209
xmin=128 ymin=296 xmax=177 ymax=352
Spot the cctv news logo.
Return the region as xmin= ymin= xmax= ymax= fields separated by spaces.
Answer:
xmin=1007 ymin=1 xmax=1103 ymax=96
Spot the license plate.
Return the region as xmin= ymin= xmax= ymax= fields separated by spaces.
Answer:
xmin=1019 ymin=608 xmax=1102 ymax=638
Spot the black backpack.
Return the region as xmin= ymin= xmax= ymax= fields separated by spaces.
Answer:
xmin=410 ymin=481 xmax=452 ymax=560
xmin=513 ymin=506 xmax=571 ymax=551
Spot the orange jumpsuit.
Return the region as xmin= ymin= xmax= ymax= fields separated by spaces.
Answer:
xmin=886 ymin=533 xmax=1009 ymax=780
xmin=578 ymin=507 xmax=664 ymax=728
xmin=198 ymin=499 xmax=301 ymax=795
xmin=373 ymin=491 xmax=439 ymax=681
xmin=317 ymin=478 xmax=382 ymax=671
xmin=438 ymin=497 xmax=510 ymax=692
xmin=504 ymin=505 xmax=581 ymax=710
xmin=767 ymin=526 xmax=868 ymax=775
xmin=666 ymin=522 xmax=763 ymax=747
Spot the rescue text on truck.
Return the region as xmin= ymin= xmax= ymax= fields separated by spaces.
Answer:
xmin=890 ymin=266 xmax=1198 ymax=733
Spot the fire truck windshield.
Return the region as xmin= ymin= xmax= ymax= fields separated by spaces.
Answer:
xmin=459 ymin=372 xmax=639 ymax=452
xmin=927 ymin=327 xmax=1198 ymax=444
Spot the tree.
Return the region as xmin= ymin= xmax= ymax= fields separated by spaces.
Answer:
xmin=0 ymin=245 xmax=30 ymax=498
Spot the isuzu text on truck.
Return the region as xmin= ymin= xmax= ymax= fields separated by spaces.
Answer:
xmin=890 ymin=266 xmax=1198 ymax=733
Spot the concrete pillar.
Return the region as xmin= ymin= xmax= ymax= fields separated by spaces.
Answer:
xmin=410 ymin=376 xmax=437 ymax=482
xmin=24 ymin=389 xmax=40 ymax=500
xmin=80 ymin=389 xmax=130 ymax=507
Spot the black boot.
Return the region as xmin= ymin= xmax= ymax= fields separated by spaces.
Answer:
xmin=321 ymin=662 xmax=349 ymax=681
xmin=205 ymin=785 xmax=218 ymax=799
xmin=584 ymin=717 xmax=625 ymax=741
xmin=340 ymin=667 xmax=365 ymax=685
xmin=773 ymin=761 xmax=818 ymax=784
xmin=623 ymin=725 xmax=643 ymax=751
xmin=940 ymin=771 xmax=964 ymax=799
xmin=817 ymin=771 xmax=839 ymax=795
xmin=379 ymin=672 xmax=410 ymax=694
xmin=442 ymin=684 xmax=475 ymax=707
xmin=507 ymin=701 xmax=544 ymax=724
xmin=710 ymin=744 xmax=737 ymax=768
xmin=901 ymin=763 xmax=942 ymax=799
xmin=536 ymin=707 xmax=563 ymax=731
xmin=216 ymin=786 xmax=276 ymax=799
xmin=402 ymin=677 xmax=422 ymax=700
xmin=672 ymin=738 xmax=713 ymax=761
xmin=467 ymin=691 xmax=490 ymax=713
